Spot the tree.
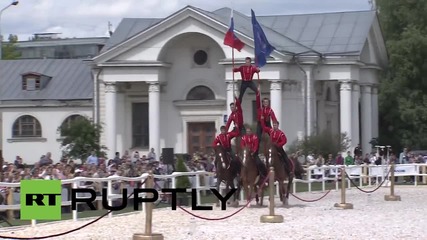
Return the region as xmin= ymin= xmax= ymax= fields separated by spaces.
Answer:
xmin=1 ymin=34 xmax=21 ymax=59
xmin=287 ymin=131 xmax=350 ymax=158
xmin=58 ymin=118 xmax=107 ymax=162
xmin=376 ymin=0 xmax=427 ymax=150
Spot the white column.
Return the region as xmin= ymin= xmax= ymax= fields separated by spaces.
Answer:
xmin=104 ymin=82 xmax=117 ymax=159
xmin=306 ymin=72 xmax=314 ymax=136
xmin=116 ymin=93 xmax=125 ymax=154
xmin=226 ymin=81 xmax=237 ymax=118
xmin=269 ymin=80 xmax=282 ymax=127
xmin=148 ymin=82 xmax=160 ymax=154
xmin=351 ymin=83 xmax=360 ymax=150
xmin=371 ymin=86 xmax=379 ymax=138
xmin=361 ymin=85 xmax=372 ymax=155
xmin=339 ymin=81 xmax=352 ymax=151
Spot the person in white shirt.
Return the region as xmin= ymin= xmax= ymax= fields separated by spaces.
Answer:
xmin=147 ymin=148 xmax=157 ymax=163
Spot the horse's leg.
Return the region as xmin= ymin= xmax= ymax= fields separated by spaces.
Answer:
xmin=216 ymin=177 xmax=221 ymax=207
xmin=285 ymin=176 xmax=293 ymax=206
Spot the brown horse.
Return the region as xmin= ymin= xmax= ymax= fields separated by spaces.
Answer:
xmin=268 ymin=144 xmax=294 ymax=206
xmin=240 ymin=145 xmax=266 ymax=207
xmin=214 ymin=145 xmax=241 ymax=207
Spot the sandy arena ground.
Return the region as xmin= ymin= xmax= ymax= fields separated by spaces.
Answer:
xmin=0 ymin=186 xmax=426 ymax=240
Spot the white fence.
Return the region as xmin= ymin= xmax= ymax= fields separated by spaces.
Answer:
xmin=0 ymin=163 xmax=426 ymax=226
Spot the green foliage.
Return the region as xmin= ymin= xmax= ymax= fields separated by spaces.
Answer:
xmin=286 ymin=131 xmax=351 ymax=157
xmin=377 ymin=0 xmax=427 ymax=149
xmin=58 ymin=118 xmax=107 ymax=161
xmin=1 ymin=34 xmax=21 ymax=59
xmin=175 ymin=156 xmax=191 ymax=189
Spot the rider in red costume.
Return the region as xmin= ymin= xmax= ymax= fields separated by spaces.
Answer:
xmin=225 ymin=96 xmax=245 ymax=135
xmin=213 ymin=126 xmax=239 ymax=164
xmin=241 ymin=127 xmax=268 ymax=178
xmin=233 ymin=57 xmax=260 ymax=104
xmin=260 ymin=115 xmax=292 ymax=176
xmin=255 ymin=85 xmax=278 ymax=143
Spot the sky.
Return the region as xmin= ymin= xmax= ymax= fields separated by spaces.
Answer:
xmin=1 ymin=0 xmax=372 ymax=41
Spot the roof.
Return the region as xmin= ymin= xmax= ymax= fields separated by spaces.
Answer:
xmin=15 ymin=37 xmax=108 ymax=48
xmin=0 ymin=59 xmax=93 ymax=101
xmin=256 ymin=10 xmax=376 ymax=55
xmin=101 ymin=6 xmax=376 ymax=56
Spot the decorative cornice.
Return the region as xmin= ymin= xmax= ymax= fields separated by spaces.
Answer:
xmin=226 ymin=82 xmax=238 ymax=91
xmin=361 ymin=85 xmax=372 ymax=94
xmin=97 ymin=61 xmax=172 ymax=68
xmin=148 ymin=83 xmax=160 ymax=92
xmin=269 ymin=81 xmax=282 ymax=91
xmin=339 ymin=81 xmax=352 ymax=91
xmin=104 ymin=82 xmax=117 ymax=93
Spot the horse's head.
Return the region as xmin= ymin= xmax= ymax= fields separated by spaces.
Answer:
xmin=269 ymin=144 xmax=279 ymax=166
xmin=214 ymin=145 xmax=230 ymax=169
xmin=242 ymin=145 xmax=253 ymax=167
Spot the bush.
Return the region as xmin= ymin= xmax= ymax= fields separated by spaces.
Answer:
xmin=287 ymin=130 xmax=351 ymax=158
xmin=175 ymin=156 xmax=191 ymax=196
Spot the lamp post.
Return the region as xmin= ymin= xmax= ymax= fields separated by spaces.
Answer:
xmin=0 ymin=0 xmax=19 ymax=60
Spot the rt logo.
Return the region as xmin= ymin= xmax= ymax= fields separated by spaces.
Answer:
xmin=20 ymin=180 xmax=62 ymax=220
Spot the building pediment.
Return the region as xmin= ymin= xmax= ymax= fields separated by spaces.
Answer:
xmin=92 ymin=6 xmax=287 ymax=65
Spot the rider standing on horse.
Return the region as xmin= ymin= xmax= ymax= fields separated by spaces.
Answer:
xmin=212 ymin=126 xmax=240 ymax=164
xmin=255 ymin=85 xmax=278 ymax=142
xmin=241 ymin=126 xmax=268 ymax=179
xmin=233 ymin=57 xmax=260 ymax=104
xmin=260 ymin=116 xmax=292 ymax=176
xmin=225 ymin=96 xmax=245 ymax=135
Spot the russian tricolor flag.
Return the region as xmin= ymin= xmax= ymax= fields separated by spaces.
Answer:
xmin=223 ymin=10 xmax=245 ymax=51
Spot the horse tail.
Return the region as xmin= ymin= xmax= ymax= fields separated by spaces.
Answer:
xmin=292 ymin=158 xmax=304 ymax=179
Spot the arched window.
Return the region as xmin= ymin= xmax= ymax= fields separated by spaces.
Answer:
xmin=12 ymin=115 xmax=42 ymax=137
xmin=60 ymin=115 xmax=87 ymax=134
xmin=326 ymin=87 xmax=332 ymax=101
xmin=186 ymin=86 xmax=215 ymax=100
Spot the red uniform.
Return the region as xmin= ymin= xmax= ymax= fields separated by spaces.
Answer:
xmin=241 ymin=134 xmax=259 ymax=153
xmin=260 ymin=120 xmax=287 ymax=148
xmin=256 ymin=91 xmax=277 ymax=123
xmin=213 ymin=131 xmax=239 ymax=149
xmin=233 ymin=65 xmax=260 ymax=81
xmin=225 ymin=97 xmax=243 ymax=131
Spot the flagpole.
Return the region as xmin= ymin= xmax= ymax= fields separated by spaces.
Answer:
xmin=232 ymin=47 xmax=235 ymax=99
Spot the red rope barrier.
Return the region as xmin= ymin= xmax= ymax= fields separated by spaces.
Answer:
xmin=178 ymin=172 xmax=271 ymax=221
xmin=290 ymin=190 xmax=332 ymax=203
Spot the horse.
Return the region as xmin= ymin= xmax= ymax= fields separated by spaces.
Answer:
xmin=213 ymin=145 xmax=242 ymax=207
xmin=240 ymin=145 xmax=266 ymax=207
xmin=267 ymin=144 xmax=294 ymax=206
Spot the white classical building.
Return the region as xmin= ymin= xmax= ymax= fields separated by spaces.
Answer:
xmin=90 ymin=6 xmax=387 ymax=158
xmin=0 ymin=59 xmax=93 ymax=163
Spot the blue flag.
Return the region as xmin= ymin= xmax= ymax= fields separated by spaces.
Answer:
xmin=251 ymin=9 xmax=275 ymax=67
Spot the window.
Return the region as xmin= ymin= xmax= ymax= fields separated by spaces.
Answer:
xmin=186 ymin=86 xmax=215 ymax=100
xmin=132 ymin=103 xmax=149 ymax=148
xmin=22 ymin=76 xmax=41 ymax=90
xmin=193 ymin=50 xmax=208 ymax=65
xmin=60 ymin=114 xmax=87 ymax=135
xmin=12 ymin=115 xmax=42 ymax=138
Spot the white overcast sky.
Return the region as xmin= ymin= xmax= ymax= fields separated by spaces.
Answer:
xmin=1 ymin=0 xmax=372 ymax=41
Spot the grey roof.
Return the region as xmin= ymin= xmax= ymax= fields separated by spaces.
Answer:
xmin=101 ymin=6 xmax=376 ymax=56
xmin=16 ymin=37 xmax=108 ymax=48
xmin=257 ymin=10 xmax=376 ymax=55
xmin=0 ymin=59 xmax=93 ymax=101
xmin=101 ymin=18 xmax=162 ymax=53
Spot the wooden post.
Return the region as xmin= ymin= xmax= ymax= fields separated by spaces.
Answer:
xmin=334 ymin=167 xmax=353 ymax=209
xmin=133 ymin=171 xmax=164 ymax=240
xmin=6 ymin=188 xmax=14 ymax=220
xmin=422 ymin=165 xmax=426 ymax=184
xmin=260 ymin=167 xmax=284 ymax=223
xmin=385 ymin=161 xmax=401 ymax=201
xmin=363 ymin=164 xmax=368 ymax=185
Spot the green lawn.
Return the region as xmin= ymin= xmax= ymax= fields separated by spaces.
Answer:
xmin=2 ymin=180 xmax=425 ymax=227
